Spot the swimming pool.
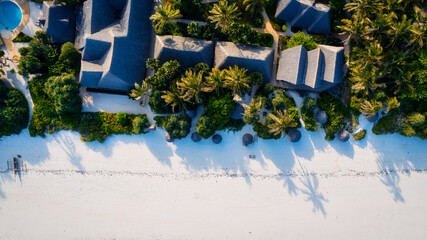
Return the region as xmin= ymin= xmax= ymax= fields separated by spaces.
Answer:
xmin=0 ymin=1 xmax=22 ymax=30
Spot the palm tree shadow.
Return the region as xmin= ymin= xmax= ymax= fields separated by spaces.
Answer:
xmin=377 ymin=161 xmax=405 ymax=203
xmin=296 ymin=158 xmax=328 ymax=216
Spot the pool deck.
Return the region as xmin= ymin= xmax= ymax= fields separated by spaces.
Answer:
xmin=0 ymin=0 xmax=30 ymax=53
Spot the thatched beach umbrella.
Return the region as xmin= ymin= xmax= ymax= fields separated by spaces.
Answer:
xmin=367 ymin=113 xmax=379 ymax=122
xmin=165 ymin=132 xmax=174 ymax=142
xmin=212 ymin=134 xmax=222 ymax=144
xmin=191 ymin=132 xmax=201 ymax=142
xmin=287 ymin=129 xmax=301 ymax=143
xmin=315 ymin=110 xmax=327 ymax=124
xmin=338 ymin=130 xmax=350 ymax=142
xmin=242 ymin=133 xmax=254 ymax=146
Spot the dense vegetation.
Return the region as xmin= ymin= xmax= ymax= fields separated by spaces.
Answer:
xmin=0 ymin=80 xmax=29 ymax=138
xmin=340 ymin=0 xmax=427 ymax=139
xmin=12 ymin=32 xmax=33 ymax=43
xmin=154 ymin=113 xmax=192 ymax=139
xmin=301 ymin=97 xmax=318 ymax=132
xmin=318 ymin=92 xmax=348 ymax=141
xmin=151 ymin=0 xmax=274 ymax=47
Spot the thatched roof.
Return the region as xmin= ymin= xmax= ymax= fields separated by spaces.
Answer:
xmin=165 ymin=132 xmax=174 ymax=142
xmin=214 ymin=41 xmax=274 ymax=81
xmin=191 ymin=132 xmax=201 ymax=142
xmin=275 ymin=0 xmax=332 ymax=34
xmin=154 ymin=35 xmax=215 ymax=69
xmin=40 ymin=1 xmax=76 ymax=44
xmin=338 ymin=130 xmax=350 ymax=142
xmin=242 ymin=134 xmax=254 ymax=146
xmin=212 ymin=134 xmax=222 ymax=144
xmin=288 ymin=129 xmax=301 ymax=142
xmin=274 ymin=44 xmax=344 ymax=92
xmin=315 ymin=110 xmax=327 ymax=124
xmin=79 ymin=0 xmax=152 ymax=91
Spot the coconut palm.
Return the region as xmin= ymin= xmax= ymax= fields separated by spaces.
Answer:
xmin=385 ymin=97 xmax=400 ymax=113
xmin=129 ymin=81 xmax=150 ymax=106
xmin=408 ymin=21 xmax=426 ymax=50
xmin=161 ymin=87 xmax=188 ymax=112
xmin=360 ymin=99 xmax=383 ymax=118
xmin=243 ymin=0 xmax=263 ymax=17
xmin=177 ymin=69 xmax=205 ymax=104
xmin=224 ymin=65 xmax=251 ymax=101
xmin=204 ymin=67 xmax=226 ymax=95
xmin=339 ymin=17 xmax=369 ymax=43
xmin=349 ymin=64 xmax=385 ymax=96
xmin=150 ymin=3 xmax=182 ymax=33
xmin=344 ymin=0 xmax=383 ymax=18
xmin=386 ymin=13 xmax=411 ymax=48
xmin=267 ymin=110 xmax=298 ymax=138
xmin=242 ymin=98 xmax=263 ymax=124
xmin=208 ymin=0 xmax=240 ymax=31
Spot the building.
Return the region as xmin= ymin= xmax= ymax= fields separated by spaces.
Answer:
xmin=274 ymin=44 xmax=344 ymax=92
xmin=39 ymin=1 xmax=76 ymax=44
xmin=77 ymin=0 xmax=152 ymax=91
xmin=275 ymin=0 xmax=332 ymax=34
xmin=154 ymin=35 xmax=215 ymax=69
xmin=214 ymin=41 xmax=274 ymax=82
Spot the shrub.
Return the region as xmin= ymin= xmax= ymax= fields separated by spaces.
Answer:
xmin=282 ymin=24 xmax=288 ymax=32
xmin=116 ymin=112 xmax=127 ymax=125
xmin=372 ymin=112 xmax=400 ymax=135
xmin=146 ymin=58 xmax=160 ymax=71
xmin=49 ymin=42 xmax=81 ymax=75
xmin=407 ymin=112 xmax=425 ymax=127
xmin=301 ymin=97 xmax=318 ymax=131
xmin=155 ymin=113 xmax=191 ymax=139
xmin=253 ymin=116 xmax=281 ymax=140
xmin=196 ymin=95 xmax=235 ymax=138
xmin=272 ymin=90 xmax=296 ymax=110
xmin=44 ymin=73 xmax=82 ymax=115
xmin=250 ymin=72 xmax=263 ymax=85
xmin=133 ymin=115 xmax=149 ymax=134
xmin=228 ymin=23 xmax=260 ymax=45
xmin=353 ymin=129 xmax=367 ymax=140
xmin=149 ymin=90 xmax=173 ymax=114
xmin=12 ymin=32 xmax=32 ymax=42
xmin=9 ymin=69 xmax=15 ymax=74
xmin=187 ymin=22 xmax=203 ymax=38
xmin=0 ymin=81 xmax=29 ymax=138
xmin=286 ymin=32 xmax=318 ymax=51
xmin=318 ymin=93 xmax=346 ymax=140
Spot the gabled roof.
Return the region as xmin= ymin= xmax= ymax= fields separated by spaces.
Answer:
xmin=41 ymin=2 xmax=76 ymax=44
xmin=214 ymin=41 xmax=274 ymax=81
xmin=275 ymin=44 xmax=344 ymax=92
xmin=276 ymin=45 xmax=307 ymax=85
xmin=154 ymin=35 xmax=215 ymax=69
xmin=275 ymin=0 xmax=331 ymax=34
xmin=304 ymin=48 xmax=324 ymax=89
xmin=318 ymin=45 xmax=344 ymax=84
xmin=79 ymin=0 xmax=153 ymax=91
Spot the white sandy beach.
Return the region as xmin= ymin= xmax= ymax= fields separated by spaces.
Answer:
xmin=1 ymin=91 xmax=427 ymax=239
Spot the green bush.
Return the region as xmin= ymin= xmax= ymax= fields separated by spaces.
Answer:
xmin=116 ymin=112 xmax=127 ymax=125
xmin=187 ymin=22 xmax=203 ymax=38
xmin=301 ymin=97 xmax=318 ymax=131
xmin=353 ymin=129 xmax=367 ymax=140
xmin=133 ymin=115 xmax=149 ymax=134
xmin=272 ymin=90 xmax=296 ymax=110
xmin=12 ymin=32 xmax=33 ymax=42
xmin=155 ymin=113 xmax=191 ymax=139
xmin=149 ymin=90 xmax=173 ymax=114
xmin=318 ymin=93 xmax=346 ymax=140
xmin=286 ymin=32 xmax=318 ymax=51
xmin=0 ymin=81 xmax=29 ymax=138
xmin=372 ymin=112 xmax=399 ymax=135
xmin=407 ymin=112 xmax=425 ymax=127
xmin=253 ymin=116 xmax=281 ymax=140
xmin=281 ymin=24 xmax=288 ymax=32
xmin=196 ymin=95 xmax=235 ymax=138
xmin=44 ymin=74 xmax=82 ymax=115
xmin=49 ymin=42 xmax=81 ymax=75
xmin=259 ymin=33 xmax=274 ymax=47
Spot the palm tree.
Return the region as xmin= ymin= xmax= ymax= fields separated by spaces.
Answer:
xmin=385 ymin=97 xmax=400 ymax=113
xmin=176 ymin=70 xmax=205 ymax=104
xmin=161 ymin=87 xmax=188 ymax=112
xmin=150 ymin=3 xmax=182 ymax=33
xmin=267 ymin=110 xmax=298 ymax=138
xmin=344 ymin=0 xmax=383 ymax=19
xmin=408 ymin=21 xmax=426 ymax=50
xmin=129 ymin=81 xmax=150 ymax=106
xmin=242 ymin=98 xmax=263 ymax=124
xmin=204 ymin=67 xmax=226 ymax=95
xmin=386 ymin=13 xmax=411 ymax=48
xmin=224 ymin=65 xmax=251 ymax=101
xmin=243 ymin=0 xmax=263 ymax=17
xmin=339 ymin=17 xmax=369 ymax=43
xmin=208 ymin=0 xmax=240 ymax=31
xmin=360 ymin=99 xmax=383 ymax=118
xmin=349 ymin=65 xmax=385 ymax=96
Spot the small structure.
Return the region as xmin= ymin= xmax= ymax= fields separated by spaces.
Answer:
xmin=275 ymin=0 xmax=332 ymax=34
xmin=288 ymin=129 xmax=301 ymax=143
xmin=315 ymin=109 xmax=327 ymax=124
xmin=367 ymin=113 xmax=379 ymax=123
xmin=214 ymin=41 xmax=274 ymax=81
xmin=242 ymin=133 xmax=254 ymax=146
xmin=165 ymin=132 xmax=174 ymax=142
xmin=39 ymin=1 xmax=76 ymax=44
xmin=212 ymin=134 xmax=222 ymax=144
xmin=191 ymin=132 xmax=201 ymax=142
xmin=274 ymin=45 xmax=344 ymax=92
xmin=338 ymin=130 xmax=350 ymax=142
xmin=154 ymin=35 xmax=215 ymax=69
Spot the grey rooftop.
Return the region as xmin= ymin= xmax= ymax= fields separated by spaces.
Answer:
xmin=40 ymin=1 xmax=76 ymax=44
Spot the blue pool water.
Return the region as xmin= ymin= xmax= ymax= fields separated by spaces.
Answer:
xmin=0 ymin=1 xmax=22 ymax=30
